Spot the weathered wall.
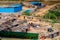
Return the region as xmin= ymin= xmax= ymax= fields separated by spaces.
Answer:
xmin=0 ymin=0 xmax=21 ymax=4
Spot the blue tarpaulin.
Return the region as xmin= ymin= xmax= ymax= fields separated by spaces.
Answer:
xmin=0 ymin=4 xmax=22 ymax=13
xmin=30 ymin=2 xmax=41 ymax=7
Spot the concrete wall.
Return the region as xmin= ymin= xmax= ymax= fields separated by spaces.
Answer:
xmin=0 ymin=1 xmax=21 ymax=4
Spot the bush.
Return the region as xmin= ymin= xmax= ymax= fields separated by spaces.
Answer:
xmin=49 ymin=10 xmax=60 ymax=17
xmin=43 ymin=13 xmax=57 ymax=19
xmin=43 ymin=10 xmax=60 ymax=20
xmin=22 ymin=12 xmax=32 ymax=16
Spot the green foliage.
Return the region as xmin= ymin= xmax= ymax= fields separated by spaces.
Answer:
xmin=43 ymin=13 xmax=57 ymax=19
xmin=49 ymin=10 xmax=60 ymax=17
xmin=22 ymin=12 xmax=32 ymax=16
xmin=43 ymin=10 xmax=60 ymax=20
xmin=43 ymin=10 xmax=60 ymax=23
xmin=50 ymin=19 xmax=58 ymax=23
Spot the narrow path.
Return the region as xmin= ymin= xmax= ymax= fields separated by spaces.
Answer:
xmin=33 ymin=4 xmax=57 ymax=16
